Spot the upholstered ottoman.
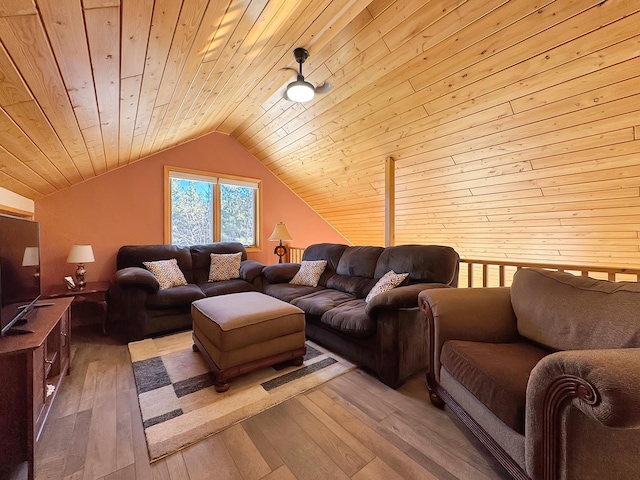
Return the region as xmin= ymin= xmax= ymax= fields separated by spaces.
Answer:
xmin=191 ymin=291 xmax=306 ymax=392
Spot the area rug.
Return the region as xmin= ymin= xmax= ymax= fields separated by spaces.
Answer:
xmin=128 ymin=330 xmax=356 ymax=461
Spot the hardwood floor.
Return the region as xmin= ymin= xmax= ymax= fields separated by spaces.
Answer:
xmin=35 ymin=325 xmax=511 ymax=480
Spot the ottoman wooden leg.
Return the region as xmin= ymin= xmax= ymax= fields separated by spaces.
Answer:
xmin=290 ymin=356 xmax=304 ymax=367
xmin=214 ymin=381 xmax=230 ymax=393
xmin=192 ymin=343 xmax=199 ymax=352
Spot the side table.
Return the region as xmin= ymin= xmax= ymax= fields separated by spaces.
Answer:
xmin=43 ymin=281 xmax=110 ymax=334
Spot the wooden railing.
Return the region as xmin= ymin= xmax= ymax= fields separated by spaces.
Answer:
xmin=460 ymin=259 xmax=640 ymax=287
xmin=288 ymin=246 xmax=305 ymax=264
xmin=287 ymin=246 xmax=640 ymax=286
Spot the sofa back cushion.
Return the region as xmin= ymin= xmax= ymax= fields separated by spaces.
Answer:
xmin=302 ymin=243 xmax=348 ymax=286
xmin=326 ymin=275 xmax=377 ymax=299
xmin=117 ymin=245 xmax=193 ymax=283
xmin=190 ymin=243 xmax=248 ymax=284
xmin=511 ymin=268 xmax=640 ymax=351
xmin=374 ymin=245 xmax=460 ymax=285
xmin=336 ymin=246 xmax=384 ymax=277
xmin=325 ymin=246 xmax=383 ymax=297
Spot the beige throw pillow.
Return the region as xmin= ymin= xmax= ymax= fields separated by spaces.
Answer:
xmin=143 ymin=259 xmax=188 ymax=290
xmin=365 ymin=270 xmax=409 ymax=303
xmin=208 ymin=252 xmax=242 ymax=281
xmin=290 ymin=260 xmax=327 ymax=287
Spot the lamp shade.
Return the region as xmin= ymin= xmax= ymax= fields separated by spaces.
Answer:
xmin=286 ymin=77 xmax=315 ymax=103
xmin=268 ymin=223 xmax=293 ymax=242
xmin=67 ymin=245 xmax=95 ymax=264
xmin=22 ymin=246 xmax=39 ymax=266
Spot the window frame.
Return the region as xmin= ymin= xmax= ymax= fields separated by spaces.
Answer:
xmin=164 ymin=166 xmax=261 ymax=251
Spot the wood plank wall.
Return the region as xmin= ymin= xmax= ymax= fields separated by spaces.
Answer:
xmin=388 ymin=0 xmax=640 ymax=268
xmin=240 ymin=0 xmax=640 ymax=268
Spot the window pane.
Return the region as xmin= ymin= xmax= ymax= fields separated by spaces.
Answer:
xmin=220 ymin=183 xmax=256 ymax=246
xmin=171 ymin=178 xmax=214 ymax=245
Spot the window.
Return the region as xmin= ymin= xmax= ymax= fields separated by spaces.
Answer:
xmin=165 ymin=167 xmax=261 ymax=249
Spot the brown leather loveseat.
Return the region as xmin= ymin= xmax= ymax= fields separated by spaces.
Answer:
xmin=419 ymin=268 xmax=640 ymax=480
xmin=109 ymin=243 xmax=264 ymax=341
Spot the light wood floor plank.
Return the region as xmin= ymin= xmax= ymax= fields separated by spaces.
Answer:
xmin=296 ymin=394 xmax=375 ymax=465
xmin=83 ymin=363 xmax=118 ymax=480
xmin=62 ymin=409 xmax=93 ymax=477
xmin=352 ymin=457 xmax=405 ymax=480
xmin=249 ymin=402 xmax=352 ymax=480
xmin=241 ymin=418 xmax=285 ymax=472
xmin=182 ymin=435 xmax=243 ymax=480
xmin=103 ymin=463 xmax=135 ymax=480
xmin=282 ymin=398 xmax=369 ymax=477
xmin=307 ymin=389 xmax=438 ymax=480
xmin=163 ymin=453 xmax=190 ymax=480
xmin=221 ymin=424 xmax=271 ymax=480
xmin=260 ymin=465 xmax=297 ymax=480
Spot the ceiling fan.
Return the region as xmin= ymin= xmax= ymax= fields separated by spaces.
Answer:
xmin=283 ymin=47 xmax=332 ymax=102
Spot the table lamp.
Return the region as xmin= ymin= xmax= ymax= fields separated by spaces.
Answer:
xmin=67 ymin=245 xmax=95 ymax=289
xmin=22 ymin=246 xmax=40 ymax=281
xmin=268 ymin=222 xmax=293 ymax=263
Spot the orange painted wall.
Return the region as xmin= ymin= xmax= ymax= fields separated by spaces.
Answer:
xmin=34 ymin=133 xmax=348 ymax=291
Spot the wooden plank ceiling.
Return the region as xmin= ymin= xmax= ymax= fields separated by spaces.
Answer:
xmin=2 ymin=0 xmax=640 ymax=267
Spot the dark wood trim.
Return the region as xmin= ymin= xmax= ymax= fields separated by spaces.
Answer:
xmin=425 ymin=373 xmax=445 ymax=409
xmin=542 ymin=375 xmax=599 ymax=480
xmin=432 ymin=380 xmax=531 ymax=480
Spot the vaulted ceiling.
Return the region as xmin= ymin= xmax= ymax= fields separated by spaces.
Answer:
xmin=2 ymin=0 xmax=640 ymax=266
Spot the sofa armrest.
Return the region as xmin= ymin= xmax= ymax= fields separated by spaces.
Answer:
xmin=365 ymin=283 xmax=450 ymax=317
xmin=419 ymin=287 xmax=519 ymax=381
xmin=240 ymin=260 xmax=264 ymax=283
xmin=526 ymin=348 xmax=640 ymax=479
xmin=262 ymin=263 xmax=300 ymax=284
xmin=114 ymin=266 xmax=159 ymax=293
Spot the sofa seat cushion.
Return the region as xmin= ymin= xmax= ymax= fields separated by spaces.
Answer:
xmin=199 ymin=279 xmax=256 ymax=297
xmin=291 ymin=289 xmax=356 ymax=317
xmin=320 ymin=299 xmax=375 ymax=338
xmin=264 ymin=283 xmax=324 ymax=303
xmin=441 ymin=340 xmax=549 ymax=434
xmin=145 ymin=284 xmax=206 ymax=309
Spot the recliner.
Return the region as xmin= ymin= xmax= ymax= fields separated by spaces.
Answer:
xmin=420 ymin=268 xmax=640 ymax=480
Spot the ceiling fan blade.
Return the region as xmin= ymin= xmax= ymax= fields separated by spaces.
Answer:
xmin=315 ymin=82 xmax=332 ymax=94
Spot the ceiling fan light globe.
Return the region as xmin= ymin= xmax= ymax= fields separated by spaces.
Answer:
xmin=286 ymin=80 xmax=315 ymax=102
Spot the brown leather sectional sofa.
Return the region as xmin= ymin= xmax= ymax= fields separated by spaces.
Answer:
xmin=261 ymin=243 xmax=460 ymax=388
xmin=110 ymin=241 xmax=460 ymax=388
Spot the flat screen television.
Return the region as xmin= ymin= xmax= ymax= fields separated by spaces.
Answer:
xmin=0 ymin=214 xmax=41 ymax=336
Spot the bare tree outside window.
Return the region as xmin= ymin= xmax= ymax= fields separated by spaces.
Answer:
xmin=220 ymin=183 xmax=255 ymax=245
xmin=171 ymin=178 xmax=213 ymax=245
xmin=168 ymin=171 xmax=259 ymax=247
